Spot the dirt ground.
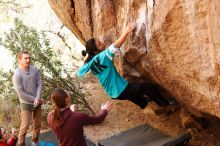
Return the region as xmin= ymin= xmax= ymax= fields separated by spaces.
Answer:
xmin=83 ymin=83 xmax=220 ymax=146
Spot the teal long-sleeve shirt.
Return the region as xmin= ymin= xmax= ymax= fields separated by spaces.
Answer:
xmin=77 ymin=44 xmax=128 ymax=98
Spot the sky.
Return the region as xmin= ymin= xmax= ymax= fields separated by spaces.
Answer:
xmin=0 ymin=0 xmax=84 ymax=72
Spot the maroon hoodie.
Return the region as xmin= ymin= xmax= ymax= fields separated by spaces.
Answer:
xmin=47 ymin=107 xmax=108 ymax=146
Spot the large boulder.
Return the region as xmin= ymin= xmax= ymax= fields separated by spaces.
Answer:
xmin=48 ymin=0 xmax=220 ymax=118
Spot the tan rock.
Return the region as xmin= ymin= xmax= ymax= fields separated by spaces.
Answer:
xmin=48 ymin=0 xmax=220 ymax=118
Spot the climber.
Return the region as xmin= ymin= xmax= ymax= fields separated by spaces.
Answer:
xmin=77 ymin=23 xmax=169 ymax=109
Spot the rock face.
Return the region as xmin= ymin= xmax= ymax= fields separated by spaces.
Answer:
xmin=48 ymin=0 xmax=220 ymax=118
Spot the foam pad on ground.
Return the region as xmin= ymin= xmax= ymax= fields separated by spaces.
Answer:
xmin=22 ymin=130 xmax=96 ymax=146
xmin=98 ymin=124 xmax=191 ymax=146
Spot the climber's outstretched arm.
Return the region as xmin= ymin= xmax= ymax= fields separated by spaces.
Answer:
xmin=114 ymin=23 xmax=135 ymax=48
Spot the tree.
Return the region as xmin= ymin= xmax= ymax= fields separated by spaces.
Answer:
xmin=0 ymin=0 xmax=30 ymax=13
xmin=0 ymin=18 xmax=95 ymax=114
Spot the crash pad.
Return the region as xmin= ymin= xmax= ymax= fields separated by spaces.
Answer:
xmin=23 ymin=130 xmax=96 ymax=146
xmin=98 ymin=124 xmax=191 ymax=146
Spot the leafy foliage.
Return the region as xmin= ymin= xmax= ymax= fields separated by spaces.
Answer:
xmin=0 ymin=0 xmax=29 ymax=13
xmin=0 ymin=69 xmax=18 ymax=104
xmin=0 ymin=18 xmax=94 ymax=114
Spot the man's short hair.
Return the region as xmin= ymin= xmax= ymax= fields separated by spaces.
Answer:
xmin=17 ymin=51 xmax=30 ymax=60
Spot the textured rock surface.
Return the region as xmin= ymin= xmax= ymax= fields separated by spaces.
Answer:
xmin=48 ymin=0 xmax=220 ymax=118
